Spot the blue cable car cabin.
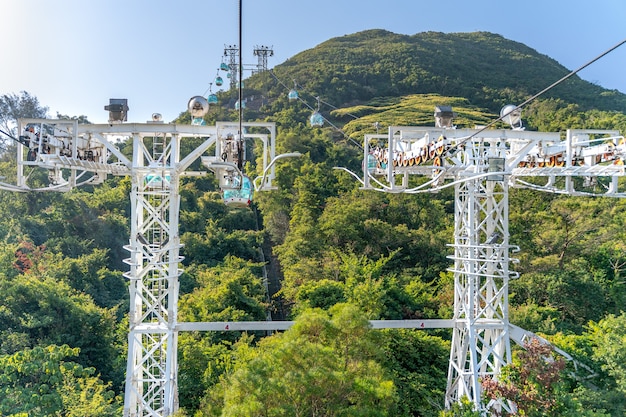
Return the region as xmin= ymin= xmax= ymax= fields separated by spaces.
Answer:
xmin=215 ymin=76 xmax=224 ymax=86
xmin=288 ymin=89 xmax=299 ymax=101
xmin=223 ymin=175 xmax=253 ymax=208
xmin=220 ymin=62 xmax=230 ymax=71
xmin=310 ymin=111 xmax=324 ymax=127
xmin=365 ymin=153 xmax=377 ymax=173
xmin=207 ymin=94 xmax=218 ymax=104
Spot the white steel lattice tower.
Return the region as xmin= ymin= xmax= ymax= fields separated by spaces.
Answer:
xmin=224 ymin=45 xmax=239 ymax=90
xmin=357 ymin=124 xmax=625 ymax=413
xmin=445 ymin=142 xmax=514 ymax=411
xmin=253 ymin=45 xmax=273 ymax=74
xmin=9 ymin=117 xmax=285 ymax=417
xmin=123 ymin=132 xmax=183 ymax=416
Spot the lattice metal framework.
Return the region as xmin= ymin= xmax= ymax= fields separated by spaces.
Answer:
xmin=122 ymin=131 xmax=185 ymax=416
xmin=355 ymin=125 xmax=626 ymax=412
xmin=444 ymin=140 xmax=514 ymax=412
xmin=252 ymin=45 xmax=274 ymax=74
xmin=7 ymin=116 xmax=625 ymax=415
xmin=7 ymin=119 xmax=282 ymax=417
xmin=224 ymin=45 xmax=239 ymax=90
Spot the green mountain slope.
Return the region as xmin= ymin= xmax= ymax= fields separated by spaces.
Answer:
xmin=248 ymin=30 xmax=626 ymax=115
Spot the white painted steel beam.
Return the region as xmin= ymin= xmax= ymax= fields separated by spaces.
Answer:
xmin=176 ymin=319 xmax=456 ymax=332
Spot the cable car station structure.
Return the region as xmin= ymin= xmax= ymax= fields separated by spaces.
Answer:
xmin=3 ymin=99 xmax=625 ymax=415
xmin=349 ymin=106 xmax=626 ymax=412
xmin=8 ymin=99 xmax=292 ymax=416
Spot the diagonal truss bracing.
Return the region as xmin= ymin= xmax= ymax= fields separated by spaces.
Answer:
xmin=444 ymin=141 xmax=514 ymax=411
xmin=122 ymin=133 xmax=183 ymax=417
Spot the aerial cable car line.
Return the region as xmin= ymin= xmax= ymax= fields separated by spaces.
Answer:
xmin=268 ymin=70 xmax=364 ymax=149
xmin=202 ymin=82 xmax=218 ymax=104
xmin=453 ymin=36 xmax=626 ymax=149
xmin=315 ymin=95 xmax=361 ymax=121
xmin=310 ymin=96 xmax=324 ymax=127
xmin=332 ymin=37 xmax=626 ymax=413
xmin=0 ymin=127 xmax=21 ymax=144
xmin=288 ymin=78 xmax=361 ymax=120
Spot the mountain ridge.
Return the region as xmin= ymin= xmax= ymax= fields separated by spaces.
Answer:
xmin=248 ymin=30 xmax=626 ymax=115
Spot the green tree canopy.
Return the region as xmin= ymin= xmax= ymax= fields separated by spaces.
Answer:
xmin=198 ymin=304 xmax=396 ymax=417
xmin=0 ymin=90 xmax=48 ymax=140
xmin=0 ymin=344 xmax=120 ymax=417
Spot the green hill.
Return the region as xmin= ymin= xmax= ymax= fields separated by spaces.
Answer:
xmin=2 ymin=30 xmax=626 ymax=417
xmin=245 ymin=30 xmax=626 ymax=117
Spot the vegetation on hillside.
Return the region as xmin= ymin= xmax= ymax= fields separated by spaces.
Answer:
xmin=1 ymin=29 xmax=626 ymax=415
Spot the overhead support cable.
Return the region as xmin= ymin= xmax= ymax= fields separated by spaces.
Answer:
xmin=456 ymin=37 xmax=626 ymax=148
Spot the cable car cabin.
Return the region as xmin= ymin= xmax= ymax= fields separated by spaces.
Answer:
xmin=310 ymin=111 xmax=324 ymax=127
xmin=215 ymin=76 xmax=224 ymax=86
xmin=365 ymin=154 xmax=377 ymax=174
xmin=288 ymin=89 xmax=299 ymax=101
xmin=222 ymin=175 xmax=253 ymax=208
xmin=145 ymin=173 xmax=171 ymax=189
xmin=207 ymin=94 xmax=218 ymax=104
xmin=220 ymin=62 xmax=230 ymax=71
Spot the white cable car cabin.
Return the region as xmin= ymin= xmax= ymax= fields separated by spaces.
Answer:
xmin=310 ymin=111 xmax=324 ymax=127
xmin=223 ymin=175 xmax=253 ymax=208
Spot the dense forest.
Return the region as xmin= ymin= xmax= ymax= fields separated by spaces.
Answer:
xmin=1 ymin=30 xmax=626 ymax=416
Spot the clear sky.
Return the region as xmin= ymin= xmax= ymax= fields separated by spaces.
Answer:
xmin=1 ymin=0 xmax=625 ymax=124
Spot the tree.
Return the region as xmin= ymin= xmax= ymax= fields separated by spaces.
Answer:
xmin=0 ymin=91 xmax=48 ymax=143
xmin=178 ymin=256 xmax=268 ymax=340
xmin=550 ymin=331 xmax=626 ymax=416
xmin=295 ymin=278 xmax=346 ymax=310
xmin=482 ymin=338 xmax=567 ymax=416
xmin=438 ymin=397 xmax=482 ymax=417
xmin=198 ymin=304 xmax=396 ymax=417
xmin=180 ymin=219 xmax=263 ymax=268
xmin=527 ymin=197 xmax=612 ymax=271
xmin=55 ymin=112 xmax=91 ymax=124
xmin=0 ymin=271 xmax=121 ymax=387
xmin=272 ymin=160 xmax=339 ymax=299
xmin=510 ymin=267 xmax=609 ymax=333
xmin=0 ymin=344 xmax=120 ymax=417
xmin=176 ymin=256 xmax=269 ymax=410
xmin=588 ymin=313 xmax=626 ymax=395
xmin=379 ymin=329 xmax=450 ymax=416
xmin=480 ymin=338 xmax=610 ymax=416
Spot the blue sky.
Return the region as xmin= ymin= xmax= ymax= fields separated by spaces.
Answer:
xmin=1 ymin=0 xmax=625 ymax=124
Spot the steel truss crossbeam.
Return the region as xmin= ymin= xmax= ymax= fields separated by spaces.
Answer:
xmin=176 ymin=319 xmax=456 ymax=332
